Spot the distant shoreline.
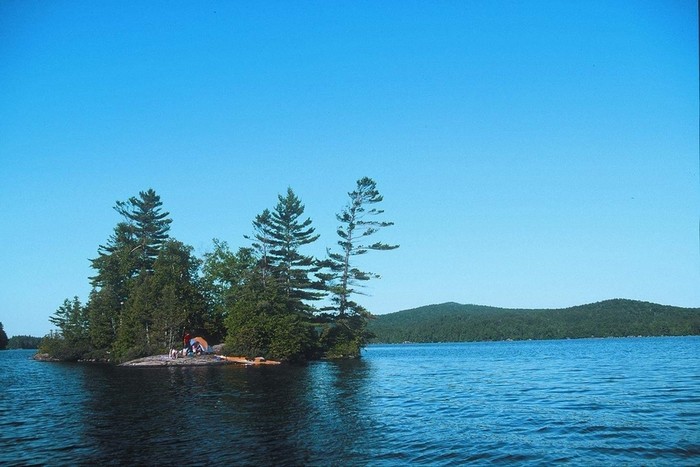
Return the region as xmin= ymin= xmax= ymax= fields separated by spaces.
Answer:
xmin=368 ymin=299 xmax=700 ymax=344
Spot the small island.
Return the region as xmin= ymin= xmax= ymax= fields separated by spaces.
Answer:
xmin=38 ymin=180 xmax=398 ymax=365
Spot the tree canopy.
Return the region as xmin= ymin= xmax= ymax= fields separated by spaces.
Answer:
xmin=41 ymin=179 xmax=398 ymax=362
xmin=318 ymin=177 xmax=399 ymax=357
xmin=8 ymin=335 xmax=42 ymax=349
xmin=0 ymin=322 xmax=8 ymax=350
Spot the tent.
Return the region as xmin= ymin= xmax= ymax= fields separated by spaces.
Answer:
xmin=189 ymin=336 xmax=211 ymax=353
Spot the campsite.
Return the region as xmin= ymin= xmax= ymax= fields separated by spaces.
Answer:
xmin=118 ymin=336 xmax=281 ymax=367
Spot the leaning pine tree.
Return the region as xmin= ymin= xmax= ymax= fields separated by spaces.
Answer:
xmin=320 ymin=177 xmax=398 ymax=358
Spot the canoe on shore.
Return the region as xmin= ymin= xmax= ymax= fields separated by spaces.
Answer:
xmin=222 ymin=356 xmax=281 ymax=366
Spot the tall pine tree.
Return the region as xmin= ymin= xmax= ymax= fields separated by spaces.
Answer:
xmin=223 ymin=189 xmax=323 ymax=361
xmin=320 ymin=177 xmax=398 ymax=357
xmin=87 ymin=189 xmax=174 ymax=360
xmin=267 ymin=188 xmax=323 ymax=313
xmin=245 ymin=209 xmax=275 ymax=290
xmin=114 ymin=188 xmax=172 ymax=273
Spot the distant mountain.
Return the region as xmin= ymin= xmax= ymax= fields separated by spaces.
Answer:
xmin=368 ymin=299 xmax=700 ymax=343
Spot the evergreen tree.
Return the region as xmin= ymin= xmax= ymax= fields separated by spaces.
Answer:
xmin=245 ymin=210 xmax=275 ymax=289
xmin=267 ymin=188 xmax=323 ymax=312
xmin=201 ymin=240 xmax=257 ymax=342
xmin=114 ymin=188 xmax=172 ymax=273
xmin=85 ymin=287 xmax=119 ymax=351
xmin=223 ymin=190 xmax=323 ymax=361
xmin=320 ymin=177 xmax=398 ymax=357
xmin=87 ymin=189 xmax=174 ymax=361
xmin=49 ymin=297 xmax=89 ymax=342
xmin=223 ymin=255 xmax=316 ymax=361
xmin=0 ymin=322 xmax=8 ymax=350
xmin=151 ymin=240 xmax=207 ymax=348
xmin=113 ymin=273 xmax=157 ymax=359
xmin=89 ymin=221 xmax=139 ymax=296
xmin=111 ymin=239 xmax=206 ymax=360
xmin=40 ymin=297 xmax=91 ymax=360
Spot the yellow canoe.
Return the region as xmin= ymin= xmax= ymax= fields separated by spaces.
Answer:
xmin=222 ymin=356 xmax=281 ymax=366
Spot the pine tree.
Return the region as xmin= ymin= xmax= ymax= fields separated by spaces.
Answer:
xmin=267 ymin=188 xmax=323 ymax=312
xmin=224 ymin=190 xmax=323 ymax=361
xmin=87 ymin=189 xmax=173 ymax=360
xmin=320 ymin=177 xmax=398 ymax=357
xmin=86 ymin=286 xmax=119 ymax=351
xmin=245 ymin=209 xmax=275 ymax=289
xmin=150 ymin=240 xmax=206 ymax=349
xmin=114 ymin=188 xmax=172 ymax=273
xmin=49 ymin=297 xmax=88 ymax=342
xmin=41 ymin=297 xmax=91 ymax=360
xmin=89 ymin=222 xmax=138 ymax=305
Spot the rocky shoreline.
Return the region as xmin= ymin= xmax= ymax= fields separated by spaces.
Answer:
xmin=119 ymin=354 xmax=232 ymax=367
xmin=34 ymin=349 xmax=281 ymax=367
xmin=120 ymin=354 xmax=284 ymax=367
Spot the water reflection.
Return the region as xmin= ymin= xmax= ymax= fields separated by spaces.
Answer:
xmin=76 ymin=359 xmax=375 ymax=465
xmin=303 ymin=359 xmax=378 ymax=463
xmin=3 ymin=339 xmax=699 ymax=465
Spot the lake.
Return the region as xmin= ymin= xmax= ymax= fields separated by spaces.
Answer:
xmin=1 ymin=337 xmax=698 ymax=465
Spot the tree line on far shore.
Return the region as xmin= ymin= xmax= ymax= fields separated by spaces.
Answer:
xmin=40 ymin=178 xmax=397 ymax=363
xmin=0 ymin=323 xmax=7 ymax=350
xmin=368 ymin=299 xmax=700 ymax=343
xmin=0 ymin=330 xmax=42 ymax=350
xmin=0 ymin=323 xmax=38 ymax=350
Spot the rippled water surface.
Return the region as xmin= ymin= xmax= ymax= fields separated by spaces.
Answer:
xmin=1 ymin=337 xmax=699 ymax=465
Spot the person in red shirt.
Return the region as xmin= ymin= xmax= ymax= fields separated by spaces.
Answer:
xmin=183 ymin=331 xmax=191 ymax=352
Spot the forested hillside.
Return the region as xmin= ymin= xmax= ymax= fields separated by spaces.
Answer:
xmin=368 ymin=299 xmax=700 ymax=343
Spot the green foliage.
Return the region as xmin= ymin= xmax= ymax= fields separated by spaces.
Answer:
xmin=110 ymin=240 xmax=207 ymax=361
xmin=114 ymin=188 xmax=172 ymax=273
xmin=223 ymin=264 xmax=317 ymax=361
xmin=369 ymin=299 xmax=700 ymax=343
xmin=267 ymin=188 xmax=324 ymax=310
xmin=111 ymin=273 xmax=156 ymax=360
xmin=201 ymin=240 xmax=257 ymax=343
xmin=43 ymin=189 xmax=215 ymax=363
xmin=39 ymin=331 xmax=92 ymax=361
xmin=43 ymin=181 xmax=398 ymax=363
xmin=48 ymin=297 xmax=91 ymax=357
xmin=319 ymin=318 xmax=366 ymax=359
xmin=223 ymin=189 xmax=326 ymax=362
xmin=86 ymin=286 xmax=119 ymax=350
xmin=0 ymin=322 xmax=8 ymax=350
xmin=267 ymin=314 xmax=317 ymax=362
xmin=88 ymin=188 xmax=175 ymax=360
xmin=49 ymin=297 xmax=88 ymax=341
xmin=318 ymin=177 xmax=398 ymax=356
xmin=8 ymin=335 xmax=42 ymax=349
xmin=150 ymin=240 xmax=206 ymax=348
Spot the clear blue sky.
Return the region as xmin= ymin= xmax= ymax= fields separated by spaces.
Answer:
xmin=1 ymin=1 xmax=698 ymax=337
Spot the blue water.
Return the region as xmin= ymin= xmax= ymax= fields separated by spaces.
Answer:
xmin=1 ymin=337 xmax=698 ymax=465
